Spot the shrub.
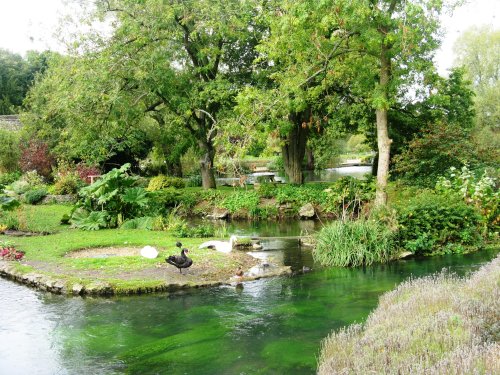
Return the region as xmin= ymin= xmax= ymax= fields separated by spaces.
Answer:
xmin=393 ymin=122 xmax=477 ymax=187
xmin=120 ymin=217 xmax=154 ymax=230
xmin=52 ymin=173 xmax=83 ymax=195
xmin=313 ymin=219 xmax=396 ymax=267
xmin=0 ymin=129 xmax=20 ymax=173
xmin=146 ymin=175 xmax=185 ymax=191
xmin=171 ymin=223 xmax=215 ymax=238
xmin=322 ymin=176 xmax=375 ymax=217
xmin=395 ymin=191 xmax=484 ymax=255
xmin=75 ymin=163 xmax=101 ymax=184
xmin=186 ymin=174 xmax=202 ymax=187
xmin=318 ymin=256 xmax=500 ymax=375
xmin=221 ymin=191 xmax=260 ymax=216
xmin=19 ymin=139 xmax=55 ymax=179
xmin=436 ymin=165 xmax=499 ymax=232
xmin=0 ymin=171 xmax=21 ymax=190
xmin=69 ymin=164 xmax=150 ymax=229
xmin=23 ymin=188 xmax=48 ymax=204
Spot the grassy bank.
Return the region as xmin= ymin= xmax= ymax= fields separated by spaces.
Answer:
xmin=0 ymin=205 xmax=264 ymax=294
xmin=318 ymin=254 xmax=500 ymax=374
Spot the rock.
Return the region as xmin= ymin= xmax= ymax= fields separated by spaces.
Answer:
xmin=41 ymin=194 xmax=76 ymax=205
xmin=207 ymin=208 xmax=229 ymax=220
xmin=299 ymin=203 xmax=316 ymax=218
xmin=299 ymin=237 xmax=315 ymax=247
xmin=397 ymin=251 xmax=414 ymax=259
xmin=86 ymin=281 xmax=113 ymax=295
xmin=72 ymin=283 xmax=85 ymax=295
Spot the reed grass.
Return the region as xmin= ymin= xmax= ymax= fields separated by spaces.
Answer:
xmin=317 ymin=254 xmax=500 ymax=374
xmin=313 ymin=219 xmax=396 ymax=267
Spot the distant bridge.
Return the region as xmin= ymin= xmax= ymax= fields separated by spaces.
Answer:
xmin=0 ymin=115 xmax=22 ymax=131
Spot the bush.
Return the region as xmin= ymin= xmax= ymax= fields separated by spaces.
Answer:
xmin=436 ymin=165 xmax=499 ymax=233
xmin=221 ymin=191 xmax=260 ymax=216
xmin=0 ymin=129 xmax=20 ymax=173
xmin=19 ymin=139 xmax=55 ymax=179
xmin=395 ymin=191 xmax=484 ymax=255
xmin=0 ymin=171 xmax=21 ymax=190
xmin=322 ymin=176 xmax=375 ymax=217
xmin=23 ymin=188 xmax=48 ymax=204
xmin=75 ymin=163 xmax=101 ymax=184
xmin=171 ymin=223 xmax=215 ymax=238
xmin=69 ymin=164 xmax=150 ymax=229
xmin=52 ymin=173 xmax=83 ymax=195
xmin=186 ymin=174 xmax=202 ymax=187
xmin=146 ymin=175 xmax=185 ymax=191
xmin=318 ymin=256 xmax=500 ymax=375
xmin=313 ymin=219 xmax=397 ymax=267
xmin=393 ymin=123 xmax=477 ymax=187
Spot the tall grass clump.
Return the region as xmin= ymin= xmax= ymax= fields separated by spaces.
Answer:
xmin=317 ymin=255 xmax=500 ymax=374
xmin=313 ymin=220 xmax=396 ymax=267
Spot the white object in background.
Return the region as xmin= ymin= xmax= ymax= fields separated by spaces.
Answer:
xmin=140 ymin=246 xmax=159 ymax=259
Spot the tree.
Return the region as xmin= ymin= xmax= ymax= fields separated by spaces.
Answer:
xmin=453 ymin=26 xmax=499 ymax=158
xmin=237 ymin=0 xmax=357 ymax=184
xmin=89 ymin=0 xmax=265 ymax=188
xmin=344 ymin=0 xmax=447 ymax=206
xmin=0 ymin=49 xmax=51 ymax=115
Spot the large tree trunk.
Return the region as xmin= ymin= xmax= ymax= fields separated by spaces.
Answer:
xmin=199 ymin=140 xmax=216 ymax=189
xmin=305 ymin=147 xmax=315 ymax=171
xmin=282 ymin=111 xmax=310 ymax=184
xmin=375 ymin=44 xmax=392 ymax=207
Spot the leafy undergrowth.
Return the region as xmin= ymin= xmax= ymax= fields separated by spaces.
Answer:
xmin=318 ymin=255 xmax=500 ymax=374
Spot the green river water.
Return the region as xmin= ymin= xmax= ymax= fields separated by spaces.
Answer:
xmin=0 ymin=233 xmax=498 ymax=374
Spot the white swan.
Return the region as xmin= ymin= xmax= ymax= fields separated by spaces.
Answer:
xmin=140 ymin=245 xmax=159 ymax=259
xmin=199 ymin=235 xmax=238 ymax=253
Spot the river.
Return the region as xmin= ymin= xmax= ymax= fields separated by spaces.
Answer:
xmin=0 ymin=239 xmax=497 ymax=374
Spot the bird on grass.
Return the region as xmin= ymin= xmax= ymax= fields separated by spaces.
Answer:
xmin=199 ymin=235 xmax=238 ymax=253
xmin=166 ymin=242 xmax=192 ymax=274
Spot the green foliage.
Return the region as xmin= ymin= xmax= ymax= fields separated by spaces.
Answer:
xmin=185 ymin=174 xmax=202 ymax=188
xmin=322 ymin=177 xmax=375 ymax=217
xmin=0 ymin=129 xmax=20 ymax=173
xmin=314 ymin=219 xmax=396 ymax=267
xmin=436 ymin=165 xmax=499 ymax=232
xmin=120 ymin=217 xmax=154 ymax=230
xmin=23 ymin=188 xmax=48 ymax=205
xmin=0 ymin=171 xmax=21 ymax=190
xmin=70 ymin=209 xmax=109 ymax=231
xmin=52 ymin=173 xmax=83 ymax=195
xmin=454 ymin=26 xmax=500 ymax=130
xmin=395 ymin=191 xmax=484 ymax=255
xmin=171 ymin=223 xmax=215 ymax=238
xmin=221 ymin=191 xmax=260 ymax=216
xmin=0 ymin=49 xmax=51 ymax=114
xmin=70 ymin=164 xmax=149 ymax=229
xmin=393 ymin=123 xmax=477 ymax=187
xmin=0 ymin=196 xmax=20 ymax=211
xmin=146 ymin=175 xmax=185 ymax=191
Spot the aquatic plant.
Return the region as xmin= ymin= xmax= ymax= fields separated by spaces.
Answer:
xmin=317 ymin=255 xmax=500 ymax=374
xmin=313 ymin=219 xmax=396 ymax=267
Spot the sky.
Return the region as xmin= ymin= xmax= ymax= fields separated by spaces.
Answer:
xmin=0 ymin=0 xmax=498 ymax=76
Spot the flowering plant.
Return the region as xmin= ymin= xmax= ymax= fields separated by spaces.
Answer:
xmin=436 ymin=165 xmax=499 ymax=232
xmin=0 ymin=241 xmax=24 ymax=260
